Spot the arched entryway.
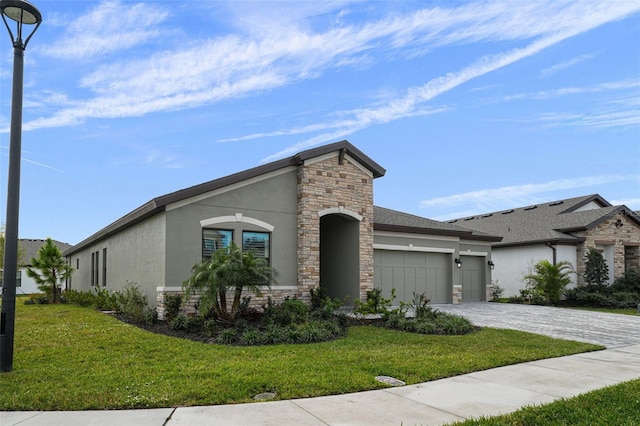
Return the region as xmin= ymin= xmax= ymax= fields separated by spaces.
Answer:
xmin=319 ymin=212 xmax=360 ymax=304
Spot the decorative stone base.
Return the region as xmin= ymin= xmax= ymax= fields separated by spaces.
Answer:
xmin=156 ymin=286 xmax=299 ymax=320
xmin=453 ymin=285 xmax=462 ymax=304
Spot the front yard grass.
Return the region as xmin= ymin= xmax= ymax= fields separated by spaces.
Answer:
xmin=0 ymin=301 xmax=602 ymax=410
xmin=568 ymin=306 xmax=639 ymax=316
xmin=453 ymin=378 xmax=640 ymax=425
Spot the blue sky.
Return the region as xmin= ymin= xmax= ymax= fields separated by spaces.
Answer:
xmin=1 ymin=0 xmax=639 ymax=245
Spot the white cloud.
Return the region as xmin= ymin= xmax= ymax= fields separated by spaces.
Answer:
xmin=540 ymin=53 xmax=596 ymax=78
xmin=19 ymin=0 xmax=640 ymax=137
xmin=39 ymin=0 xmax=169 ymax=59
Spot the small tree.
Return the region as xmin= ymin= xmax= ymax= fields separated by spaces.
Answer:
xmin=182 ymin=242 xmax=277 ymax=320
xmin=25 ymin=238 xmax=72 ymax=303
xmin=584 ymin=247 xmax=609 ymax=286
xmin=523 ymin=260 xmax=574 ymax=305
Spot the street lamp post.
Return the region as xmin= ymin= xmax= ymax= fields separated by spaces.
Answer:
xmin=0 ymin=0 xmax=42 ymax=373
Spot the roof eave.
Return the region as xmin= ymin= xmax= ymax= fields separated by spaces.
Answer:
xmin=374 ymin=223 xmax=473 ymax=238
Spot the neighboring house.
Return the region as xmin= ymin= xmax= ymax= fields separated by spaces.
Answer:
xmin=63 ymin=140 xmax=500 ymax=316
xmin=15 ymin=239 xmax=73 ymax=295
xmin=449 ymin=195 xmax=640 ymax=297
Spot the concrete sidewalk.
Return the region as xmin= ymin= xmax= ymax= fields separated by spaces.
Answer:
xmin=3 ymin=344 xmax=639 ymax=426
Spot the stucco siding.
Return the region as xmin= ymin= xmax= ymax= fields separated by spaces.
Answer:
xmin=67 ymin=212 xmax=167 ymax=305
xmin=164 ymin=169 xmax=299 ymax=290
xmin=491 ymin=244 xmax=577 ymax=297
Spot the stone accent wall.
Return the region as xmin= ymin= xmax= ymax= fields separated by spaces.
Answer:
xmin=297 ymin=153 xmax=374 ymax=303
xmin=574 ymin=211 xmax=640 ymax=286
xmin=453 ymin=285 xmax=462 ymax=304
xmin=156 ymin=287 xmax=299 ymax=320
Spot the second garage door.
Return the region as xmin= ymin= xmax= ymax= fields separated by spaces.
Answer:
xmin=373 ymin=250 xmax=451 ymax=304
xmin=461 ymin=255 xmax=484 ymax=302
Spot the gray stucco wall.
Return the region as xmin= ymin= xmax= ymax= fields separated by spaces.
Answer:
xmin=164 ymin=169 xmax=299 ymax=290
xmin=67 ymin=212 xmax=167 ymax=304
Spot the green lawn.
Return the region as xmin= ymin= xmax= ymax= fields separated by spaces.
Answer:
xmin=0 ymin=301 xmax=601 ymax=410
xmin=453 ymin=379 xmax=640 ymax=425
xmin=568 ymin=306 xmax=639 ymax=316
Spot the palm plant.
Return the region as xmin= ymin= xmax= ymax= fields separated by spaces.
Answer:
xmin=523 ymin=260 xmax=574 ymax=305
xmin=182 ymin=242 xmax=277 ymax=320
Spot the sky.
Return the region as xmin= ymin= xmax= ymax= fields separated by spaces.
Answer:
xmin=1 ymin=0 xmax=639 ymax=246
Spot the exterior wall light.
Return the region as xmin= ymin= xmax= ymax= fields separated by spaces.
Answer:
xmin=488 ymin=260 xmax=495 ymax=270
xmin=0 ymin=0 xmax=42 ymax=374
xmin=454 ymin=258 xmax=462 ymax=268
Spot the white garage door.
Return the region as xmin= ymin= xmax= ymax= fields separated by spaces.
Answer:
xmin=373 ymin=250 xmax=451 ymax=304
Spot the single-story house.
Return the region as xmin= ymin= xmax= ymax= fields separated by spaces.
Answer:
xmin=449 ymin=194 xmax=640 ymax=297
xmin=63 ymin=141 xmax=500 ymax=317
xmin=2 ymin=239 xmax=73 ymax=295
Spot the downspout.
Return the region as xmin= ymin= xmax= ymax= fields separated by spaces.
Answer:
xmin=545 ymin=242 xmax=557 ymax=265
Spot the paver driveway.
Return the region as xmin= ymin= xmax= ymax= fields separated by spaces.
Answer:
xmin=431 ymin=303 xmax=640 ymax=348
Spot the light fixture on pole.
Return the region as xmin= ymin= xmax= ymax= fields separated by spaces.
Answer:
xmin=0 ymin=0 xmax=42 ymax=373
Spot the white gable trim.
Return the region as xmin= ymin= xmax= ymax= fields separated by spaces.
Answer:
xmin=373 ymin=243 xmax=455 ymax=254
xmin=318 ymin=206 xmax=363 ymax=221
xmin=200 ymin=214 xmax=275 ymax=232
xmin=167 ymin=166 xmax=297 ymax=211
xmin=459 ymin=249 xmax=488 ymax=257
xmin=304 ymin=152 xmax=374 ymax=178
xmin=374 ymin=231 xmax=460 ymax=243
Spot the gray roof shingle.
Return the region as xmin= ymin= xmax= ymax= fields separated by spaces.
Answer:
xmin=19 ymin=239 xmax=73 ymax=266
xmin=374 ymin=206 xmax=501 ymax=241
xmin=448 ymin=194 xmax=640 ymax=247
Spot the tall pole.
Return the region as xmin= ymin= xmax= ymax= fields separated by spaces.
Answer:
xmin=0 ymin=0 xmax=42 ymax=373
xmin=0 ymin=41 xmax=24 ymax=373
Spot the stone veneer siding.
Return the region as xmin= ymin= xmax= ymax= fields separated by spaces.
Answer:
xmin=296 ymin=153 xmax=374 ymax=304
xmin=575 ymin=211 xmax=640 ymax=286
xmin=157 ymin=287 xmax=299 ymax=320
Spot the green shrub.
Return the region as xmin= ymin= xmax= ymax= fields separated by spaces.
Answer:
xmin=283 ymin=325 xmax=304 ymax=343
xmin=94 ymin=288 xmax=118 ymax=311
xmin=611 ymin=270 xmax=640 ymax=293
xmin=144 ymin=306 xmax=158 ymax=325
xmin=415 ymin=319 xmax=437 ymax=334
xmin=385 ymin=310 xmax=404 ymax=329
xmin=261 ymin=324 xmax=286 ymax=345
xmin=170 ymin=314 xmax=202 ymax=332
xmin=435 ymin=314 xmax=474 ymax=335
xmin=563 ymin=282 xmax=639 ymax=309
xmin=204 ymin=319 xmax=217 ymax=337
xmin=263 ymin=297 xmax=309 ymax=326
xmin=163 ymin=293 xmax=182 ymax=322
xmin=63 ymin=289 xmax=95 ymax=307
xmin=300 ymin=322 xmax=329 ymax=343
xmin=170 ymin=314 xmax=188 ymax=330
xmin=216 ymin=328 xmax=237 ymax=345
xmin=115 ymin=282 xmax=149 ymax=323
xmin=310 ymin=287 xmax=330 ymax=310
xmin=354 ymin=288 xmax=396 ymax=316
xmin=239 ymin=327 xmax=261 ymax=346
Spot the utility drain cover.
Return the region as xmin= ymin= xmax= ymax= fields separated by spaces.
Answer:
xmin=375 ymin=376 xmax=406 ymax=386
